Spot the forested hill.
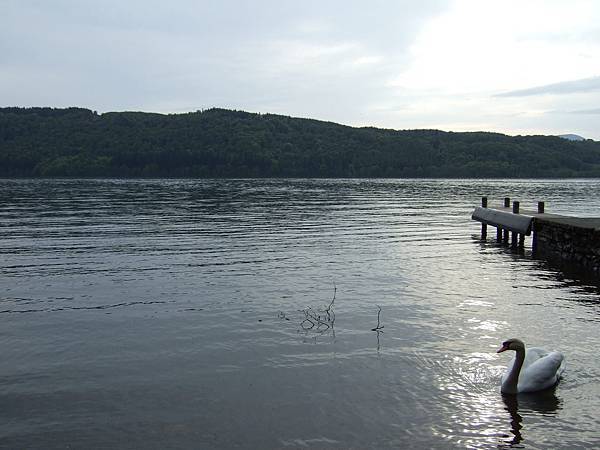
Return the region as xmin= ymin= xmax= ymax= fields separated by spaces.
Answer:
xmin=1 ymin=106 xmax=600 ymax=178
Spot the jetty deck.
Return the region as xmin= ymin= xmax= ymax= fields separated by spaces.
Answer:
xmin=486 ymin=206 xmax=600 ymax=229
xmin=472 ymin=198 xmax=600 ymax=277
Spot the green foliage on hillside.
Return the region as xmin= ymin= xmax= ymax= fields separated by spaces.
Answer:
xmin=1 ymin=107 xmax=600 ymax=178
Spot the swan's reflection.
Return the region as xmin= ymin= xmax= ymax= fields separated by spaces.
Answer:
xmin=501 ymin=389 xmax=561 ymax=447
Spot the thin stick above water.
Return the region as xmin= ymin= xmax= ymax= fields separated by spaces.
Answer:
xmin=371 ymin=305 xmax=384 ymax=331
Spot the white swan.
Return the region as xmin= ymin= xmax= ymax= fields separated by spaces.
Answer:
xmin=497 ymin=338 xmax=565 ymax=394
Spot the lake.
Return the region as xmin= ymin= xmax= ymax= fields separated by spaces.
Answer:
xmin=1 ymin=178 xmax=599 ymax=449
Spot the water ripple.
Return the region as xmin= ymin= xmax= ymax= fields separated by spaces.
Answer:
xmin=1 ymin=178 xmax=600 ymax=449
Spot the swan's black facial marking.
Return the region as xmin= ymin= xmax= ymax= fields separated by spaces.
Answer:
xmin=497 ymin=342 xmax=509 ymax=353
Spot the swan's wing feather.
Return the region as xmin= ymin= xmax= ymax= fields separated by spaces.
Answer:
xmin=523 ymin=347 xmax=549 ymax=367
xmin=527 ymin=351 xmax=564 ymax=376
xmin=554 ymin=352 xmax=566 ymax=378
xmin=519 ymin=351 xmax=565 ymax=392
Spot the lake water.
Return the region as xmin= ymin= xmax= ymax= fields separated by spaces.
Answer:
xmin=1 ymin=178 xmax=599 ymax=449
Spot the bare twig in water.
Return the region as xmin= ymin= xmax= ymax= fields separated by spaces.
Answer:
xmin=324 ymin=282 xmax=336 ymax=323
xmin=371 ymin=305 xmax=384 ymax=332
xmin=371 ymin=304 xmax=384 ymax=352
xmin=301 ymin=317 xmax=315 ymax=329
xmin=296 ymin=282 xmax=337 ymax=336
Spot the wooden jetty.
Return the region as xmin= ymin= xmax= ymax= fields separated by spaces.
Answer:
xmin=472 ymin=197 xmax=600 ymax=277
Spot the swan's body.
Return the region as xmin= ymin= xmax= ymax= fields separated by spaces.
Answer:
xmin=497 ymin=339 xmax=565 ymax=394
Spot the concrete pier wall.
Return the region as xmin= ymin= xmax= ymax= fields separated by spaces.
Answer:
xmin=533 ymin=218 xmax=600 ymax=276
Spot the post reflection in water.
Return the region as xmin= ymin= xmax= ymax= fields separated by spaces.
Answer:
xmin=501 ymin=389 xmax=561 ymax=448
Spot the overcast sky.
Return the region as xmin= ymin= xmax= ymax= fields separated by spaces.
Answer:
xmin=2 ymin=0 xmax=600 ymax=139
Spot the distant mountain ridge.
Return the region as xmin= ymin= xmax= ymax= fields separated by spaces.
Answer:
xmin=558 ymin=134 xmax=586 ymax=141
xmin=1 ymin=107 xmax=600 ymax=178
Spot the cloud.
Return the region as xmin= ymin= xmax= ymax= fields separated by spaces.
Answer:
xmin=495 ymin=76 xmax=600 ymax=97
xmin=0 ymin=0 xmax=447 ymax=115
xmin=567 ymin=107 xmax=600 ymax=114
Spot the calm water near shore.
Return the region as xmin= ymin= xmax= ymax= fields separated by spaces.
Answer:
xmin=1 ymin=178 xmax=599 ymax=449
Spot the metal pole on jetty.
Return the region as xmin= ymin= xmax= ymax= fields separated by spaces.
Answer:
xmin=481 ymin=197 xmax=488 ymax=239
xmin=512 ymin=201 xmax=520 ymax=248
xmin=503 ymin=198 xmax=510 ymax=243
xmin=532 ymin=201 xmax=545 ymax=253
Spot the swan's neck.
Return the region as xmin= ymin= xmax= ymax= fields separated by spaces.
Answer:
xmin=502 ymin=347 xmax=525 ymax=394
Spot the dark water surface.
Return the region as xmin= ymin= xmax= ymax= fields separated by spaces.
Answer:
xmin=1 ymin=178 xmax=599 ymax=449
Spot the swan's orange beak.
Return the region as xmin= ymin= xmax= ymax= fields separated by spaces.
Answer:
xmin=497 ymin=343 xmax=508 ymax=353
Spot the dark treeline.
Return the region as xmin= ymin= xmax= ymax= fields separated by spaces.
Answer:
xmin=1 ymin=106 xmax=600 ymax=178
